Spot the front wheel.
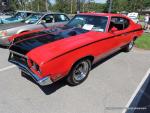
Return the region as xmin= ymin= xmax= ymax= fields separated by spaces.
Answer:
xmin=123 ymin=40 xmax=134 ymax=52
xmin=67 ymin=59 xmax=92 ymax=86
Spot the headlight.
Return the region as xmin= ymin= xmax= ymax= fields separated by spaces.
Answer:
xmin=30 ymin=60 xmax=41 ymax=74
xmin=0 ymin=30 xmax=7 ymax=37
xmin=33 ymin=63 xmax=39 ymax=71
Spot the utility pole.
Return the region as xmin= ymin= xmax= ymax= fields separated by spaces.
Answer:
xmin=77 ymin=0 xmax=80 ymax=14
xmin=31 ymin=0 xmax=33 ymax=11
xmin=38 ymin=2 xmax=40 ymax=12
xmin=82 ymin=1 xmax=85 ymax=13
xmin=108 ymin=0 xmax=113 ymax=13
xmin=71 ymin=0 xmax=73 ymax=14
xmin=46 ymin=0 xmax=48 ymax=11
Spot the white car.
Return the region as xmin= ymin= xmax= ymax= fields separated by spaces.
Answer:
xmin=127 ymin=12 xmax=139 ymax=23
xmin=128 ymin=16 xmax=139 ymax=23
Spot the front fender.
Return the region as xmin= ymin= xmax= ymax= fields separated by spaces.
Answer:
xmin=40 ymin=47 xmax=96 ymax=81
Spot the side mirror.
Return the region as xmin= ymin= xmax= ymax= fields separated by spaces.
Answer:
xmin=110 ymin=27 xmax=118 ymax=33
xmin=39 ymin=20 xmax=46 ymax=24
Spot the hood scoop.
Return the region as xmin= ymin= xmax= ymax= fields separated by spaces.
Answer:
xmin=68 ymin=30 xmax=77 ymax=36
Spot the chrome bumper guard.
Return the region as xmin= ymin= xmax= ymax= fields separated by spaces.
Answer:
xmin=8 ymin=52 xmax=53 ymax=86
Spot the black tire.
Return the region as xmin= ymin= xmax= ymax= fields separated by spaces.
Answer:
xmin=123 ymin=40 xmax=134 ymax=52
xmin=67 ymin=59 xmax=92 ymax=86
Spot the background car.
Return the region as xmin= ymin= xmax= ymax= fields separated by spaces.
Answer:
xmin=8 ymin=13 xmax=143 ymax=86
xmin=0 ymin=11 xmax=33 ymax=24
xmin=127 ymin=12 xmax=139 ymax=23
xmin=0 ymin=12 xmax=70 ymax=46
xmin=0 ymin=12 xmax=12 ymax=19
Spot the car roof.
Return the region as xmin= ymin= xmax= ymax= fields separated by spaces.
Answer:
xmin=79 ymin=13 xmax=126 ymax=17
xmin=16 ymin=10 xmax=34 ymax=13
xmin=35 ymin=12 xmax=67 ymax=15
xmin=15 ymin=11 xmax=67 ymax=15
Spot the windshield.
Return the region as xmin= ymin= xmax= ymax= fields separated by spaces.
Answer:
xmin=66 ymin=15 xmax=108 ymax=32
xmin=25 ymin=13 xmax=43 ymax=24
xmin=13 ymin=12 xmax=25 ymax=18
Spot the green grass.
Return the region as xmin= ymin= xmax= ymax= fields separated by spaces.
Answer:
xmin=139 ymin=15 xmax=144 ymax=21
xmin=135 ymin=33 xmax=150 ymax=50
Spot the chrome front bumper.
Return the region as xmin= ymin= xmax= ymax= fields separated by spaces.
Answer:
xmin=8 ymin=54 xmax=53 ymax=86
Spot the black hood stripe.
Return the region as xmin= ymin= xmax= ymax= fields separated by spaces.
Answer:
xmin=14 ymin=34 xmax=48 ymax=44
xmin=10 ymin=27 xmax=89 ymax=55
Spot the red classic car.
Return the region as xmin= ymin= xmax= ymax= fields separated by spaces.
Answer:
xmin=8 ymin=13 xmax=143 ymax=86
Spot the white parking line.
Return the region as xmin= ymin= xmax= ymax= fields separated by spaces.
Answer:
xmin=0 ymin=65 xmax=16 ymax=72
xmin=122 ymin=68 xmax=150 ymax=113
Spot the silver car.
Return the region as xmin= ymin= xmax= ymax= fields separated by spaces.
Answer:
xmin=0 ymin=12 xmax=70 ymax=46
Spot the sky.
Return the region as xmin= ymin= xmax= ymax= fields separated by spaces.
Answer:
xmin=95 ymin=0 xmax=107 ymax=3
xmin=49 ymin=0 xmax=107 ymax=4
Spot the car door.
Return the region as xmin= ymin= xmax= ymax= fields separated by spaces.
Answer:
xmin=92 ymin=16 xmax=129 ymax=62
xmin=40 ymin=14 xmax=69 ymax=28
xmin=82 ymin=16 xmax=119 ymax=62
xmin=108 ymin=16 xmax=131 ymax=48
xmin=40 ymin=14 xmax=55 ymax=28
xmin=53 ymin=14 xmax=70 ymax=26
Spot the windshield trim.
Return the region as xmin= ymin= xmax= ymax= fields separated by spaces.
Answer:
xmin=66 ymin=14 xmax=108 ymax=32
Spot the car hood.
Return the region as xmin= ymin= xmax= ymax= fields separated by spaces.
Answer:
xmin=0 ymin=22 xmax=27 ymax=30
xmin=9 ymin=27 xmax=107 ymax=65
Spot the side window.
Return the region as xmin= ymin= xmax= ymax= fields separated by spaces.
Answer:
xmin=42 ymin=14 xmax=55 ymax=23
xmin=109 ymin=17 xmax=129 ymax=31
xmin=21 ymin=12 xmax=26 ymax=18
xmin=54 ymin=14 xmax=69 ymax=22
xmin=124 ymin=19 xmax=130 ymax=29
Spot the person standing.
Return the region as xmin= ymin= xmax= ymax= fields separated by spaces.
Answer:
xmin=148 ymin=15 xmax=150 ymax=31
xmin=144 ymin=14 xmax=149 ymax=30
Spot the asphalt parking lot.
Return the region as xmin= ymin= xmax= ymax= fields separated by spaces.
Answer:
xmin=0 ymin=47 xmax=150 ymax=113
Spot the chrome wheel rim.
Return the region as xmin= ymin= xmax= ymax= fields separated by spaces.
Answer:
xmin=129 ymin=41 xmax=134 ymax=50
xmin=73 ymin=61 xmax=89 ymax=81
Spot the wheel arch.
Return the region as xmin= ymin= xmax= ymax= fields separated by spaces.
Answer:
xmin=74 ymin=55 xmax=94 ymax=65
xmin=133 ymin=36 xmax=138 ymax=41
xmin=66 ymin=55 xmax=94 ymax=84
xmin=69 ymin=55 xmax=94 ymax=74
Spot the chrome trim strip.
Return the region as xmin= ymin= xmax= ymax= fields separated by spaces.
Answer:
xmin=9 ymin=50 xmax=53 ymax=86
xmin=9 ymin=59 xmax=40 ymax=81
xmin=9 ymin=59 xmax=53 ymax=86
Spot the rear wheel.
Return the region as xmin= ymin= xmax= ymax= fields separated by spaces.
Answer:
xmin=67 ymin=59 xmax=91 ymax=86
xmin=123 ymin=40 xmax=134 ymax=52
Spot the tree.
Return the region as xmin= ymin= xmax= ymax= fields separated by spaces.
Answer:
xmin=104 ymin=0 xmax=150 ymax=13
xmin=9 ymin=0 xmax=150 ymax=14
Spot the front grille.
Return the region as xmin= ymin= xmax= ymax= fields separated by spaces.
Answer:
xmin=10 ymin=52 xmax=28 ymax=66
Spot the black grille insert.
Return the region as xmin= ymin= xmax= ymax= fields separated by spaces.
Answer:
xmin=10 ymin=53 xmax=28 ymax=66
